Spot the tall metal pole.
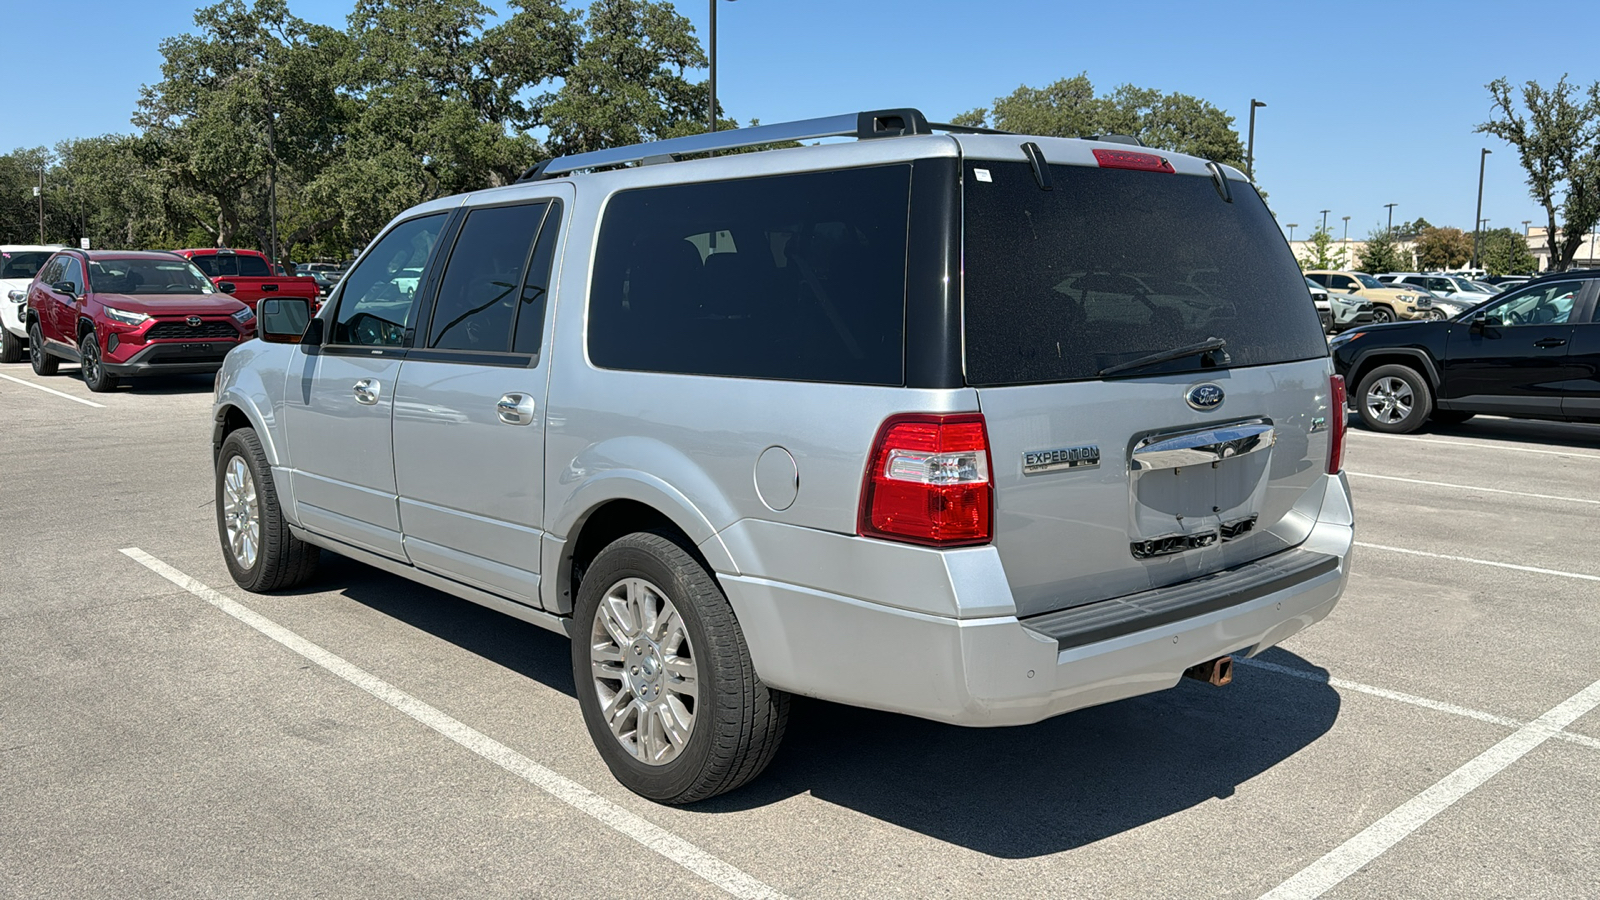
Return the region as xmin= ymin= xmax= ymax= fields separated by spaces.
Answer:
xmin=37 ymin=167 xmax=44 ymax=243
xmin=1320 ymin=209 xmax=1330 ymax=233
xmin=708 ymin=0 xmax=717 ymax=133
xmin=1287 ymin=223 xmax=1297 ymax=243
xmin=1246 ymin=99 xmax=1265 ymax=181
xmin=1342 ymin=215 xmax=1350 ymax=242
xmin=1472 ymin=148 xmax=1491 ymax=269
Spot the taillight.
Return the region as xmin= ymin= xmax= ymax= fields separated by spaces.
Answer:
xmin=1092 ymin=148 xmax=1176 ymax=174
xmin=858 ymin=413 xmax=993 ymax=547
xmin=1327 ymin=374 xmax=1347 ymax=474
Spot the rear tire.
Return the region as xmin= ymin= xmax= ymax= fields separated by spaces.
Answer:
xmin=217 ymin=427 xmax=320 ymax=592
xmin=573 ymin=531 xmax=788 ymax=804
xmin=0 ymin=328 xmax=22 ymax=364
xmin=1357 ymin=364 xmax=1432 ymax=434
xmin=28 ymin=323 xmax=58 ymax=375
xmin=79 ymin=333 xmax=119 ymax=393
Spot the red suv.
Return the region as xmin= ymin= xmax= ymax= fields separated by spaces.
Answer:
xmin=26 ymin=250 xmax=256 ymax=392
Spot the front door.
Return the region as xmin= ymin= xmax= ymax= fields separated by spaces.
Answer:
xmin=1440 ymin=278 xmax=1590 ymax=418
xmin=283 ymin=213 xmax=448 ymax=559
xmin=392 ymin=192 xmax=568 ymax=607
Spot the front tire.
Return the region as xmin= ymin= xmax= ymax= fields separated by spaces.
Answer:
xmin=79 ymin=332 xmax=118 ymax=393
xmin=573 ymin=532 xmax=788 ymax=804
xmin=28 ymin=323 xmax=58 ymax=375
xmin=1370 ymin=306 xmax=1395 ymax=324
xmin=217 ymin=427 xmax=319 ymax=591
xmin=1357 ymin=364 xmax=1433 ymax=434
xmin=0 ymin=328 xmax=22 ymax=364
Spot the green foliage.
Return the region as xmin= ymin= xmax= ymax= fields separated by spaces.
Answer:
xmin=1479 ymin=227 xmax=1537 ymax=275
xmin=1414 ymin=226 xmax=1474 ymax=270
xmin=1298 ymin=225 xmax=1348 ymax=271
xmin=1479 ymin=75 xmax=1600 ymax=272
xmin=953 ymin=72 xmax=1246 ymax=169
xmin=1356 ymin=227 xmax=1410 ymax=274
xmin=1393 ymin=217 xmax=1431 ymax=240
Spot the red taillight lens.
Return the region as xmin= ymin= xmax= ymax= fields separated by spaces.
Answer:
xmin=1328 ymin=375 xmax=1347 ymax=474
xmin=859 ymin=413 xmax=993 ymax=546
xmin=1092 ymin=148 xmax=1176 ymax=173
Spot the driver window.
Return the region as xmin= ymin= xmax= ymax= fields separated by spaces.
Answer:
xmin=1483 ymin=281 xmax=1579 ymax=327
xmin=60 ymin=258 xmax=85 ymax=294
xmin=331 ymin=214 xmax=446 ymax=346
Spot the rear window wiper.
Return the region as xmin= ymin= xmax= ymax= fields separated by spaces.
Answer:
xmin=1097 ymin=337 xmax=1230 ymax=378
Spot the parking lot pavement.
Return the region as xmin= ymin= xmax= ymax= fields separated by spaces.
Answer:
xmin=3 ymin=359 xmax=1599 ymax=898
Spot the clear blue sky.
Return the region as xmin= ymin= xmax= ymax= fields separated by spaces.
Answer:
xmin=5 ymin=0 xmax=1587 ymax=240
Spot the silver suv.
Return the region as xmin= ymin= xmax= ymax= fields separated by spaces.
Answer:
xmin=213 ymin=109 xmax=1354 ymax=803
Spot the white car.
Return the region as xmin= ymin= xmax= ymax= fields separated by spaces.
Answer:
xmin=1 ymin=245 xmax=66 ymax=363
xmin=1379 ymin=273 xmax=1496 ymax=307
xmin=1307 ymin=276 xmax=1374 ymax=332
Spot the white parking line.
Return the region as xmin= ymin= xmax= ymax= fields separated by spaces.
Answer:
xmin=1348 ymin=430 xmax=1600 ymax=461
xmin=1258 ymin=674 xmax=1600 ymax=900
xmin=119 ymin=548 xmax=791 ymax=900
xmin=1347 ymin=471 xmax=1600 ymax=505
xmin=1237 ymin=658 xmax=1600 ymax=752
xmin=1355 ymin=542 xmax=1600 ymax=583
xmin=0 ymin=372 xmax=104 ymax=408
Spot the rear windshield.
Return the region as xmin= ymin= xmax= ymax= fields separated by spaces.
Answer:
xmin=1 ymin=250 xmax=54 ymax=280
xmin=189 ymin=254 xmax=271 ymax=278
xmin=962 ymin=162 xmax=1328 ymax=385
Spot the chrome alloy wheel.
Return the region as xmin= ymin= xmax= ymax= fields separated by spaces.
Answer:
xmin=590 ymin=577 xmax=699 ymax=766
xmin=221 ymin=455 xmax=260 ymax=570
xmin=1365 ymin=376 xmax=1415 ymax=425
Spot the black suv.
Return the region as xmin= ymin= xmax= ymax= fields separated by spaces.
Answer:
xmin=1330 ymin=270 xmax=1600 ymax=432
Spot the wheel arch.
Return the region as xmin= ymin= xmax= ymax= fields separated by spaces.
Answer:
xmin=212 ymin=397 xmax=282 ymax=469
xmin=1347 ymin=348 xmax=1440 ymax=396
xmin=77 ymin=316 xmax=96 ymax=341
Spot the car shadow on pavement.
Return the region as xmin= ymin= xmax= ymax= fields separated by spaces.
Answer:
xmin=309 ymin=555 xmax=1337 ymax=857
xmin=1421 ymin=416 xmax=1600 ymax=451
xmin=311 ymin=553 xmax=578 ymax=697
xmin=698 ymin=645 xmax=1339 ymax=858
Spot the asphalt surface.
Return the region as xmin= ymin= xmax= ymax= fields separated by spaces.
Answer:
xmin=3 ymin=359 xmax=1598 ymax=899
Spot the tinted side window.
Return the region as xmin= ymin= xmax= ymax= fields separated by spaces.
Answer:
xmin=426 ymin=203 xmax=549 ymax=352
xmin=61 ymin=258 xmax=85 ymax=292
xmin=1483 ymin=280 xmax=1582 ymax=326
xmin=189 ymin=255 xmax=220 ymax=277
xmin=1306 ymin=273 xmax=1329 ymax=287
xmin=513 ymin=201 xmax=562 ymax=356
xmin=38 ymin=257 xmax=65 ymax=286
xmin=237 ymin=254 xmax=271 ymax=277
xmin=1330 ymin=275 xmax=1355 ymax=290
xmin=332 ymin=214 xmax=445 ymax=346
xmin=588 ymin=166 xmax=910 ymax=385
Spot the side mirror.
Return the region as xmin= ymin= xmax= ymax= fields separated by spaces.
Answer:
xmin=1348 ymin=287 xmax=1361 ymax=294
xmin=218 ymin=281 xmax=237 ymax=294
xmin=52 ymin=281 xmax=78 ymax=296
xmin=258 ymin=297 xmax=315 ymax=344
xmin=1469 ymin=313 xmax=1491 ymax=334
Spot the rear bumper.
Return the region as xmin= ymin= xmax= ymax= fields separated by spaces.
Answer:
xmin=717 ymin=474 xmax=1354 ymax=727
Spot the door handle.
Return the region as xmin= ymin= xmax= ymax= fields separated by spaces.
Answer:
xmin=353 ymin=378 xmax=380 ymax=405
xmin=497 ymin=393 xmax=536 ymax=425
xmin=1534 ymin=338 xmax=1567 ymax=348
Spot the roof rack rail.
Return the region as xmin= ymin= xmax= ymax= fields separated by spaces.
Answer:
xmin=1086 ymin=134 xmax=1145 ymax=147
xmin=516 ymin=107 xmax=1010 ymax=182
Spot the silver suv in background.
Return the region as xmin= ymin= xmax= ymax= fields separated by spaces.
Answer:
xmin=213 ymin=109 xmax=1354 ymax=803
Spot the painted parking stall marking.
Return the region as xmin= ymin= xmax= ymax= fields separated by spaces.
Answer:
xmin=1259 ymin=674 xmax=1600 ymax=900
xmin=1347 ymin=429 xmax=1600 ymax=461
xmin=119 ymin=548 xmax=792 ymax=900
xmin=1355 ymin=541 xmax=1600 ymax=584
xmin=0 ymin=371 xmax=106 ymax=408
xmin=1347 ymin=471 xmax=1600 ymax=505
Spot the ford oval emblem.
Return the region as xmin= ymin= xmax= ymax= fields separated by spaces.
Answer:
xmin=1187 ymin=383 xmax=1225 ymax=411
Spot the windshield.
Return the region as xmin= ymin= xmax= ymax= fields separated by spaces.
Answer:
xmin=1355 ymin=273 xmax=1385 ymax=289
xmin=1 ymin=251 xmax=54 ymax=280
xmin=88 ymin=257 xmax=216 ymax=294
xmin=962 ymin=162 xmax=1327 ymax=385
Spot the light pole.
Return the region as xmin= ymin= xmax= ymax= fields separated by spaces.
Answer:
xmin=1246 ymin=99 xmax=1265 ymax=182
xmin=35 ymin=169 xmax=43 ymax=243
xmin=1472 ymin=147 xmax=1491 ymax=269
xmin=1384 ymin=203 xmax=1398 ymax=236
xmin=1342 ymin=215 xmax=1351 ymax=242
xmin=1522 ymin=220 xmax=1531 ymax=235
xmin=1287 ymin=223 xmax=1298 ymax=243
xmin=708 ymin=0 xmax=737 ymax=133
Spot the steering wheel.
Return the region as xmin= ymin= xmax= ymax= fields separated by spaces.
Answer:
xmin=1502 ymin=309 xmax=1525 ymax=326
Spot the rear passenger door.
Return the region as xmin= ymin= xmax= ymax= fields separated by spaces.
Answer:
xmin=1440 ymin=278 xmax=1588 ymax=417
xmin=1561 ymin=285 xmax=1600 ymax=420
xmin=391 ymin=190 xmax=569 ymax=607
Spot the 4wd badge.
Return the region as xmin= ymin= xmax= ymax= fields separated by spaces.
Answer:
xmin=1023 ymin=445 xmax=1101 ymax=474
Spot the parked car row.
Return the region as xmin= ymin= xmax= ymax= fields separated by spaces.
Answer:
xmin=11 ymin=247 xmax=257 ymax=391
xmin=1304 ymin=270 xmax=1432 ymax=323
xmin=1307 ymin=276 xmax=1374 ymax=333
